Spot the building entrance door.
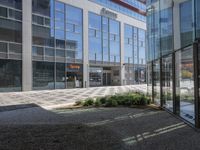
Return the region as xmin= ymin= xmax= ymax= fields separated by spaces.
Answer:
xmin=103 ymin=70 xmax=111 ymax=86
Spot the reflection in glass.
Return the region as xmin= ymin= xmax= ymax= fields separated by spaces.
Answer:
xmin=162 ymin=55 xmax=173 ymax=110
xmin=160 ymin=6 xmax=173 ymax=56
xmin=175 ymin=47 xmax=194 ymax=123
xmin=153 ymin=60 xmax=160 ymax=105
xmin=180 ymin=0 xmax=192 ymax=48
xmin=147 ymin=63 xmax=152 ymax=97
xmin=89 ymin=67 xmax=103 ymax=87
xmin=56 ymin=63 xmax=65 ymax=89
xmin=33 ymin=61 xmax=55 ymax=90
xmin=66 ymin=63 xmax=83 ymax=88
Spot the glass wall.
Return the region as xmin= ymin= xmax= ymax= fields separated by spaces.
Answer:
xmin=88 ymin=12 xmax=120 ymax=64
xmin=147 ymin=0 xmax=200 ymax=126
xmin=175 ymin=47 xmax=194 ymax=123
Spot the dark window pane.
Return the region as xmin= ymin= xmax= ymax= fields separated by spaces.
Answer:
xmin=32 ymin=0 xmax=50 ymax=16
xmin=33 ymin=61 xmax=55 ymax=90
xmin=0 ymin=18 xmax=22 ymax=43
xmin=33 ymin=15 xmax=44 ymax=25
xmin=56 ymin=49 xmax=65 ymax=57
xmin=56 ymin=39 xmax=65 ymax=49
xmin=32 ymin=46 xmax=44 ymax=56
xmin=0 ymin=0 xmax=22 ymax=10
xmin=45 ymin=48 xmax=54 ymax=56
xmin=9 ymin=9 xmax=22 ymax=21
xmin=0 ymin=59 xmax=22 ymax=92
xmin=56 ymin=63 xmax=65 ymax=89
xmin=0 ymin=6 xmax=7 ymax=17
xmin=9 ymin=43 xmax=22 ymax=53
xmin=0 ymin=42 xmax=7 ymax=53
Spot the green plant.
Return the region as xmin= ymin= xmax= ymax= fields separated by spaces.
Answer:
xmin=105 ymin=97 xmax=118 ymax=107
xmin=99 ymin=97 xmax=107 ymax=104
xmin=94 ymin=98 xmax=102 ymax=107
xmin=83 ymin=98 xmax=94 ymax=106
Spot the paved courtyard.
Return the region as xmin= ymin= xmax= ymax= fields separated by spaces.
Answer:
xmin=0 ymin=85 xmax=147 ymax=109
xmin=0 ymin=106 xmax=200 ymax=150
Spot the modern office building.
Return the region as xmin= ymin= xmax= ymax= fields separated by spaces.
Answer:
xmin=0 ymin=0 xmax=146 ymax=92
xmin=147 ymin=0 xmax=200 ymax=127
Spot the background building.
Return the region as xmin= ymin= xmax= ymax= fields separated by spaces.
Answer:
xmin=147 ymin=0 xmax=200 ymax=127
xmin=0 ymin=0 xmax=146 ymax=92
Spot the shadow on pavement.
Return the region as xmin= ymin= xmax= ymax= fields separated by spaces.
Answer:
xmin=0 ymin=105 xmax=200 ymax=150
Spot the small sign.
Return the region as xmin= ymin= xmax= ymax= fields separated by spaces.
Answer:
xmin=100 ymin=8 xmax=117 ymax=19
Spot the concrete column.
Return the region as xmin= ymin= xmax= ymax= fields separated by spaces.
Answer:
xmin=120 ymin=22 xmax=125 ymax=86
xmin=22 ymin=0 xmax=32 ymax=91
xmin=83 ymin=9 xmax=89 ymax=88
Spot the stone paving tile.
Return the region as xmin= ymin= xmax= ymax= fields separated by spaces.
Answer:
xmin=0 ymin=85 xmax=147 ymax=108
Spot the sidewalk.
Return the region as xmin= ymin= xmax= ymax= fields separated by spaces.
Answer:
xmin=0 ymin=85 xmax=147 ymax=110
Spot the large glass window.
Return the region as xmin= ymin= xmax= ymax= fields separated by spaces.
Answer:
xmin=89 ymin=13 xmax=102 ymax=62
xmin=146 ymin=0 xmax=160 ymax=61
xmin=102 ymin=17 xmax=109 ymax=62
xmin=147 ymin=62 xmax=152 ymax=97
xmin=124 ymin=24 xmax=133 ymax=64
xmin=138 ymin=29 xmax=146 ymax=65
xmin=109 ymin=19 xmax=120 ymax=63
xmin=175 ymin=47 xmax=194 ymax=123
xmin=66 ymin=5 xmax=83 ymax=62
xmin=180 ymin=0 xmax=193 ymax=48
xmin=56 ymin=63 xmax=65 ymax=89
xmin=66 ymin=63 xmax=83 ymax=88
xmin=153 ymin=60 xmax=160 ymax=105
xmin=0 ymin=60 xmax=22 ymax=92
xmin=160 ymin=1 xmax=173 ymax=56
xmin=89 ymin=67 xmax=103 ymax=87
xmin=196 ymin=0 xmax=200 ymax=38
xmin=0 ymin=18 xmax=22 ymax=43
xmin=33 ymin=61 xmax=55 ymax=90
xmin=162 ymin=55 xmax=173 ymax=111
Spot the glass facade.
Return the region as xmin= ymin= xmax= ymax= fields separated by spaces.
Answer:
xmin=124 ymin=24 xmax=146 ymax=84
xmin=147 ymin=0 xmax=200 ymax=126
xmin=0 ymin=0 xmax=22 ymax=92
xmin=89 ymin=12 xmax=120 ymax=64
xmin=0 ymin=0 xmax=146 ymax=92
xmin=89 ymin=0 xmax=146 ymax=22
xmin=32 ymin=0 xmax=83 ymax=90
